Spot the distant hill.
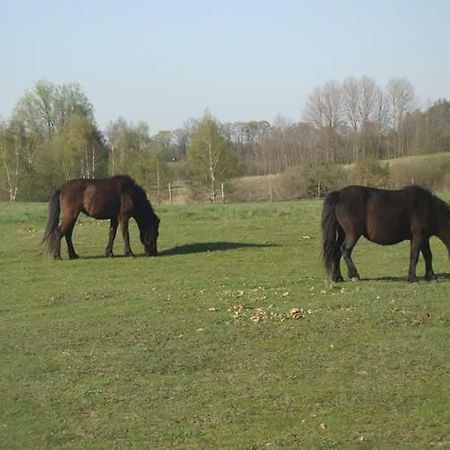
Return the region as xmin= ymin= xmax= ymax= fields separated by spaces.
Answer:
xmin=226 ymin=152 xmax=450 ymax=203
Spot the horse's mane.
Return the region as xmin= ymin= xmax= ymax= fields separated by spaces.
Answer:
xmin=402 ymin=184 xmax=433 ymax=195
xmin=115 ymin=175 xmax=157 ymax=219
xmin=433 ymin=191 xmax=450 ymax=214
xmin=403 ymin=184 xmax=450 ymax=214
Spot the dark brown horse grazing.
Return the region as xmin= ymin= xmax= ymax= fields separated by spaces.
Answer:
xmin=42 ymin=175 xmax=160 ymax=260
xmin=322 ymin=185 xmax=450 ymax=282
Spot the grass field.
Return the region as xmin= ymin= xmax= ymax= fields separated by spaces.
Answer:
xmin=1 ymin=199 xmax=449 ymax=449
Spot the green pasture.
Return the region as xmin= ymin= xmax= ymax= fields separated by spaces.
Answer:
xmin=0 ymin=199 xmax=449 ymax=449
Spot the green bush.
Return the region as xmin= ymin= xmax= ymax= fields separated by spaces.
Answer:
xmin=301 ymin=161 xmax=349 ymax=198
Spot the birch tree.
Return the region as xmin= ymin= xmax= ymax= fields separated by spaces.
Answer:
xmin=0 ymin=122 xmax=21 ymax=201
xmin=105 ymin=119 xmax=152 ymax=175
xmin=187 ymin=111 xmax=238 ymax=201
xmin=50 ymin=115 xmax=107 ymax=180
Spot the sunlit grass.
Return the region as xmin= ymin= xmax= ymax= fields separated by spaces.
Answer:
xmin=0 ymin=200 xmax=449 ymax=448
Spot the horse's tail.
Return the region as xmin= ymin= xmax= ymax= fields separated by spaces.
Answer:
xmin=41 ymin=189 xmax=61 ymax=252
xmin=321 ymin=190 xmax=341 ymax=279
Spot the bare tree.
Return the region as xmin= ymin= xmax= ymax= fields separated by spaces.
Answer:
xmin=305 ymin=81 xmax=344 ymax=131
xmin=172 ymin=127 xmax=190 ymax=160
xmin=386 ymin=78 xmax=415 ymax=156
xmin=321 ymin=81 xmax=343 ymax=129
xmin=386 ymin=78 xmax=415 ymax=131
xmin=304 ymin=86 xmax=325 ymax=129
xmin=304 ymin=81 xmax=344 ymax=162
xmin=343 ymin=77 xmax=361 ymax=160
xmin=359 ymin=76 xmax=379 ymax=126
xmin=372 ymin=88 xmax=389 ymax=139
xmin=343 ymin=77 xmax=360 ymax=132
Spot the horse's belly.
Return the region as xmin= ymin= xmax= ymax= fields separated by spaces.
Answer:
xmin=88 ymin=211 xmax=114 ymax=220
xmin=365 ymin=228 xmax=407 ymax=245
xmin=83 ymin=198 xmax=120 ymax=219
xmin=367 ymin=235 xmax=404 ymax=245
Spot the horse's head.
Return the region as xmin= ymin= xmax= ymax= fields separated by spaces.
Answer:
xmin=140 ymin=214 xmax=160 ymax=256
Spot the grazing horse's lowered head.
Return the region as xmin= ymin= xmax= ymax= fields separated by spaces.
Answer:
xmin=130 ymin=179 xmax=160 ymax=257
xmin=138 ymin=213 xmax=160 ymax=256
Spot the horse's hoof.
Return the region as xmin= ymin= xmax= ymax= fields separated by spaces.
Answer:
xmin=69 ymin=254 xmax=79 ymax=260
xmin=425 ymin=274 xmax=438 ymax=282
xmin=53 ymin=255 xmax=62 ymax=261
xmin=106 ymin=252 xmax=115 ymax=258
xmin=332 ymin=276 xmax=344 ymax=283
xmin=350 ymin=276 xmax=359 ymax=282
xmin=407 ymin=276 xmax=419 ymax=283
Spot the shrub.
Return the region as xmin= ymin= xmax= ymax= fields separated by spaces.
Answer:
xmin=301 ymin=161 xmax=349 ymax=198
xmin=277 ymin=166 xmax=308 ymax=200
xmin=351 ymin=159 xmax=390 ymax=187
xmin=227 ymin=175 xmax=282 ymax=202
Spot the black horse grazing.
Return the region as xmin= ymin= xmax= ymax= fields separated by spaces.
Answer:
xmin=42 ymin=175 xmax=160 ymax=260
xmin=322 ymin=185 xmax=450 ymax=282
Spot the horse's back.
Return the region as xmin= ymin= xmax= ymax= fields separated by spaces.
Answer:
xmin=59 ymin=177 xmax=132 ymax=219
xmin=59 ymin=178 xmax=90 ymax=206
xmin=334 ymin=185 xmax=436 ymax=244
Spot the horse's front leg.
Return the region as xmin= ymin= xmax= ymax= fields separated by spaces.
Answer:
xmin=421 ymin=238 xmax=437 ymax=281
xmin=105 ymin=218 xmax=118 ymax=257
xmin=120 ymin=216 xmax=134 ymax=257
xmin=407 ymin=236 xmax=422 ymax=282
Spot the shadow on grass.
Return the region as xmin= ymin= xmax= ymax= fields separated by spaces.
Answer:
xmin=65 ymin=254 xmax=129 ymax=261
xmin=71 ymin=241 xmax=276 ymax=260
xmin=362 ymin=272 xmax=450 ymax=282
xmin=159 ymin=241 xmax=276 ymax=256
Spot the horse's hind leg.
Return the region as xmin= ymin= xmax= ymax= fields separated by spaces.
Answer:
xmin=51 ymin=227 xmax=63 ymax=260
xmin=332 ymin=232 xmax=345 ymax=282
xmin=60 ymin=216 xmax=79 ymax=260
xmin=50 ymin=222 xmax=68 ymax=260
xmin=105 ymin=218 xmax=118 ymax=257
xmin=421 ymin=238 xmax=437 ymax=281
xmin=64 ymin=219 xmax=79 ymax=260
xmin=341 ymin=236 xmax=361 ymax=281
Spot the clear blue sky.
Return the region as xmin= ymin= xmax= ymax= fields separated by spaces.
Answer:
xmin=1 ymin=0 xmax=449 ymax=133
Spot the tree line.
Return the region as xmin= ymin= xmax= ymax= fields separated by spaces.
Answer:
xmin=1 ymin=78 xmax=449 ymax=202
